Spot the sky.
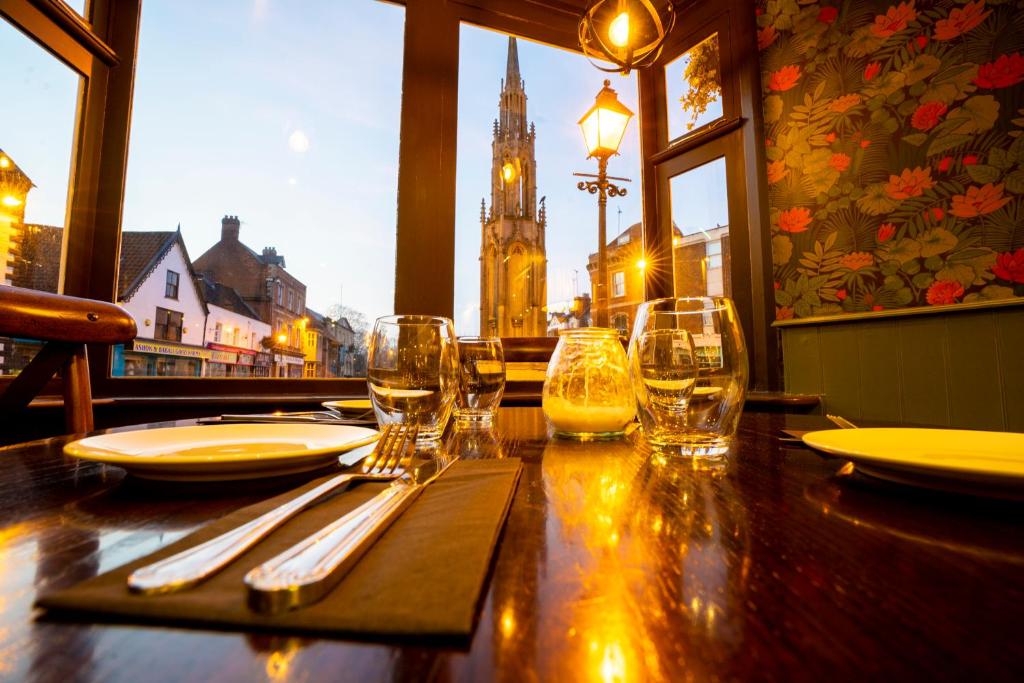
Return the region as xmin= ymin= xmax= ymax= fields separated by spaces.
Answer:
xmin=3 ymin=1 xmax=727 ymax=333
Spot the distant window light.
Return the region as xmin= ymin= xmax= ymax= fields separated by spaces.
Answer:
xmin=214 ymin=322 xmax=222 ymax=342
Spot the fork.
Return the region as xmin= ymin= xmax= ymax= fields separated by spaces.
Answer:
xmin=826 ymin=414 xmax=859 ymax=430
xmin=126 ymin=423 xmax=416 ymax=595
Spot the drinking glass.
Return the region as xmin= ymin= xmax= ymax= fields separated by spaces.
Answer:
xmin=628 ymin=297 xmax=748 ymax=456
xmin=454 ymin=337 xmax=505 ymax=427
xmin=367 ymin=315 xmax=458 ymax=441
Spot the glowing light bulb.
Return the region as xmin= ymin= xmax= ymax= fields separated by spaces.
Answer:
xmin=2 ymin=195 xmax=22 ymax=207
xmin=502 ymin=161 xmax=516 ymax=183
xmin=608 ymin=11 xmax=630 ymax=48
xmin=636 ymin=258 xmax=646 ymax=270
xmin=0 ymin=156 xmax=10 ymax=168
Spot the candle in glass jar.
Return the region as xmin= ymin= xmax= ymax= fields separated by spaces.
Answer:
xmin=542 ymin=396 xmax=635 ymax=435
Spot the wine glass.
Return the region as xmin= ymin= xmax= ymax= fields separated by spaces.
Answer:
xmin=454 ymin=337 xmax=505 ymax=427
xmin=629 ymin=297 xmax=748 ymax=456
xmin=367 ymin=315 xmax=458 ymax=441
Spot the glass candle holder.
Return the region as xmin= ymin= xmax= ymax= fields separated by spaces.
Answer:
xmin=542 ymin=328 xmax=635 ymax=440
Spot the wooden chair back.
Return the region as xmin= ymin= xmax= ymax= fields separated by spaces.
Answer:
xmin=0 ymin=286 xmax=136 ymax=434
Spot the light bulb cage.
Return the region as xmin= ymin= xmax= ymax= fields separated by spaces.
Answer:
xmin=578 ymin=0 xmax=676 ymax=75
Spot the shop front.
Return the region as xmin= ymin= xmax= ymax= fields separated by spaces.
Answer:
xmin=112 ymin=339 xmax=210 ymax=377
xmin=275 ymin=351 xmax=305 ymax=378
xmin=204 ymin=343 xmax=258 ymax=377
xmin=253 ymin=352 xmax=273 ymax=377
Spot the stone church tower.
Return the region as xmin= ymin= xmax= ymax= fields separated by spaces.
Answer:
xmin=480 ymin=37 xmax=547 ymax=337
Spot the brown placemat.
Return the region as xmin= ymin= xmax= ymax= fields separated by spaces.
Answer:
xmin=37 ymin=459 xmax=521 ymax=641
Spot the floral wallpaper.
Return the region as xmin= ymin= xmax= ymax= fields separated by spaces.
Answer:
xmin=757 ymin=0 xmax=1024 ymax=319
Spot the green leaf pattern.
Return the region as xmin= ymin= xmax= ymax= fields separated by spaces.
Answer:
xmin=759 ymin=0 xmax=1024 ymax=318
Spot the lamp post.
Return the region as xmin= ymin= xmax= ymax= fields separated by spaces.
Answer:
xmin=576 ymin=79 xmax=634 ymax=328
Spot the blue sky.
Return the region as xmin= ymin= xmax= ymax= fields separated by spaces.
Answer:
xmin=3 ymin=1 xmax=727 ymax=331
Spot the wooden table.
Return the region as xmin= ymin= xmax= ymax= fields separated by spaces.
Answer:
xmin=1 ymin=408 xmax=1021 ymax=681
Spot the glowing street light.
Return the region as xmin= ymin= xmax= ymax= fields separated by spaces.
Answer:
xmin=575 ymin=80 xmax=634 ymax=328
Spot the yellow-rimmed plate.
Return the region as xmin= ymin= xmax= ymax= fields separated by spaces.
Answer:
xmin=64 ymin=424 xmax=379 ymax=482
xmin=322 ymin=399 xmax=373 ymax=417
xmin=802 ymin=428 xmax=1024 ymax=497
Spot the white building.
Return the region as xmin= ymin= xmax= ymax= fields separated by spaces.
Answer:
xmin=113 ymin=229 xmax=210 ymax=377
xmin=198 ymin=274 xmax=272 ymax=377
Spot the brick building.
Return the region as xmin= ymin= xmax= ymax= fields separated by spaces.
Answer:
xmin=193 ymin=216 xmax=307 ymax=378
xmin=586 ymin=221 xmax=731 ymax=336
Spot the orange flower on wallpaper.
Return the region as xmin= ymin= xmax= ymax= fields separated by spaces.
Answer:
xmin=993 ymin=248 xmax=1024 ymax=283
xmin=949 ymin=183 xmax=1012 ymax=217
xmin=885 ymin=167 xmax=934 ymax=199
xmin=767 ymin=65 xmax=801 ymax=91
xmin=926 ymin=280 xmax=964 ymax=305
xmin=758 ymin=25 xmax=778 ymax=51
xmin=974 ymin=53 xmax=1024 ymax=89
xmin=870 ymin=1 xmax=917 ymax=38
xmin=777 ymin=207 xmax=812 ymax=233
xmin=839 ymin=252 xmax=874 ymax=271
xmin=864 ymin=62 xmax=881 ymax=81
xmin=934 ymin=0 xmax=991 ymax=41
xmin=877 ymin=223 xmax=896 ymax=242
xmin=829 ymin=153 xmax=851 ymax=172
xmin=911 ymin=101 xmax=948 ymax=130
xmin=776 ymin=306 xmax=795 ymax=320
xmin=767 ymin=160 xmax=788 ymax=184
xmin=829 ymin=94 xmax=862 ymax=113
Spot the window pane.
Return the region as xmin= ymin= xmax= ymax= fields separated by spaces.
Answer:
xmin=114 ymin=1 xmax=403 ymax=378
xmin=0 ymin=21 xmax=79 ymax=377
xmin=665 ymin=33 xmax=722 ymax=141
xmin=670 ymin=157 xmax=731 ymax=299
xmin=454 ymin=26 xmax=643 ymax=345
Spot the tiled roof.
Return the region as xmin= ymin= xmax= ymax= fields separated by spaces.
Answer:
xmin=0 ymin=147 xmax=34 ymax=192
xmin=197 ymin=274 xmax=260 ymax=319
xmin=118 ymin=231 xmax=176 ymax=298
xmin=12 ymin=224 xmax=62 ymax=293
xmin=10 ymin=226 xmax=207 ymax=308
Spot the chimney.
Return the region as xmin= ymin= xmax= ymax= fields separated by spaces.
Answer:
xmin=221 ymin=215 xmax=240 ymax=242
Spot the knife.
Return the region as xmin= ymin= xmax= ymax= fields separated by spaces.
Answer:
xmin=126 ymin=440 xmax=389 ymax=595
xmin=243 ymin=453 xmax=456 ymax=614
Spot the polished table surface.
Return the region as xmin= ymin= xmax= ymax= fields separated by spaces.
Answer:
xmin=1 ymin=408 xmax=1022 ymax=682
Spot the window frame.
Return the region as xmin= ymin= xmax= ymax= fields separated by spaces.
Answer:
xmin=153 ymin=307 xmax=183 ymax=342
xmin=2 ymin=0 xmax=776 ymax=404
xmin=612 ymin=271 xmax=626 ymax=299
xmin=165 ymin=269 xmax=179 ymax=299
xmin=637 ymin=0 xmax=777 ymax=389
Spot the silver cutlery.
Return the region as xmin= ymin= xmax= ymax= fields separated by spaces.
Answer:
xmin=126 ymin=424 xmax=415 ymax=595
xmin=244 ymin=430 xmax=457 ymax=615
xmin=826 ymin=414 xmax=859 ymax=430
xmin=199 ymin=411 xmax=372 ymax=426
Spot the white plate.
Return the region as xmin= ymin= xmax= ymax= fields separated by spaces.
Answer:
xmin=802 ymin=428 xmax=1024 ymax=496
xmin=64 ymin=424 xmax=379 ymax=482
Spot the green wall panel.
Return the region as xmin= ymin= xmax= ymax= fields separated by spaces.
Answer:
xmin=780 ymin=305 xmax=1024 ymax=430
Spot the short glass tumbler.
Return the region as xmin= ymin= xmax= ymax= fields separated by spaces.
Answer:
xmin=454 ymin=336 xmax=505 ymax=427
xmin=628 ymin=297 xmax=748 ymax=456
xmin=367 ymin=315 xmax=458 ymax=441
xmin=542 ymin=328 xmax=635 ymax=439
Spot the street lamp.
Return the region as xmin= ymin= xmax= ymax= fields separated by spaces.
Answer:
xmin=576 ymin=79 xmax=634 ymax=328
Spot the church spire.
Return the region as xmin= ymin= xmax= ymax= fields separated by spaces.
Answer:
xmin=505 ymin=37 xmax=521 ymax=91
